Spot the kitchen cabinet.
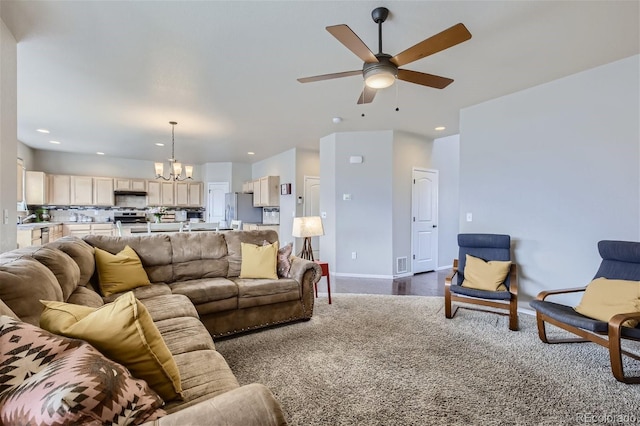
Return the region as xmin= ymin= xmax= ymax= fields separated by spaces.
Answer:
xmin=161 ymin=181 xmax=175 ymax=206
xmin=48 ymin=175 xmax=71 ymax=205
xmin=253 ymin=176 xmax=280 ymax=207
xmin=176 ymin=181 xmax=203 ymax=207
xmin=115 ymin=178 xmax=146 ymax=191
xmin=26 ymin=171 xmax=48 ymax=205
xmin=242 ymin=181 xmax=254 ymax=193
xmin=146 ymin=180 xmax=176 ymax=206
xmin=71 ymin=176 xmax=93 ymax=205
xmin=49 ymin=224 xmax=63 ymax=242
xmin=93 ymin=177 xmax=114 ymax=206
xmin=17 ymin=228 xmax=41 ymax=248
xmin=243 ymin=224 xmax=279 ymax=234
xmin=63 ymin=223 xmax=113 ymax=238
xmin=189 ymin=182 xmax=203 ymax=207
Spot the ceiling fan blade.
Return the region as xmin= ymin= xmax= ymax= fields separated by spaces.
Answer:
xmin=397 ymin=69 xmax=453 ymax=89
xmin=297 ymin=70 xmax=362 ymax=83
xmin=357 ymin=86 xmax=377 ymax=104
xmin=391 ymin=23 xmax=472 ymax=67
xmin=326 ymin=24 xmax=379 ymax=63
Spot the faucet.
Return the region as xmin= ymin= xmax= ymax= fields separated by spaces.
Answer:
xmin=20 ymin=214 xmax=37 ymax=224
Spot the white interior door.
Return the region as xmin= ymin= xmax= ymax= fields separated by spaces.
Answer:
xmin=303 ymin=176 xmax=321 ymax=259
xmin=412 ymin=169 xmax=438 ymax=273
xmin=207 ymin=182 xmax=229 ymax=224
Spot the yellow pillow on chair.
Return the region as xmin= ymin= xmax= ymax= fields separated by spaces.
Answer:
xmin=574 ymin=277 xmax=640 ymax=327
xmin=461 ymin=254 xmax=511 ymax=291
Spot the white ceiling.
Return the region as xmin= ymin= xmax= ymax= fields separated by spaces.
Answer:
xmin=2 ymin=1 xmax=638 ymax=164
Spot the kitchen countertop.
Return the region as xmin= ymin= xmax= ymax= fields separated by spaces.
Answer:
xmin=17 ymin=221 xmax=114 ymax=229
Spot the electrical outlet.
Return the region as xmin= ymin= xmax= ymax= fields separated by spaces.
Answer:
xmin=343 ymin=194 xmax=351 ymax=201
xmin=351 ymin=251 xmax=357 ymax=260
xmin=466 ymin=212 xmax=473 ymax=222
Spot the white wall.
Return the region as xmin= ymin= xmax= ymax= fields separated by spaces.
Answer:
xmin=430 ymin=134 xmax=460 ymax=269
xmin=459 ymin=55 xmax=640 ymax=306
xmin=0 ymin=18 xmax=18 ymax=251
xmin=17 ymin=141 xmax=34 ymax=170
xmin=392 ymin=131 xmax=431 ymax=274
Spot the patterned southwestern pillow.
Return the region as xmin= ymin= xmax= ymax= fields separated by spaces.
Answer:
xmin=0 ymin=315 xmax=165 ymax=425
xmin=277 ymin=242 xmax=293 ymax=278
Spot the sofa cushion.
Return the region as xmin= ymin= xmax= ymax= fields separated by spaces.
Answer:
xmin=0 ymin=315 xmax=164 ymax=425
xmin=142 ymin=294 xmax=200 ymax=322
xmin=163 ymin=350 xmax=240 ymax=414
xmin=103 ymin=282 xmax=173 ymax=303
xmin=47 ymin=236 xmax=96 ymax=286
xmin=154 ymin=316 xmax=217 ymax=355
xmin=4 ymin=246 xmax=81 ymax=301
xmin=94 ymin=245 xmax=151 ymax=296
xmin=225 ymin=230 xmax=279 ymax=277
xmin=233 ymin=277 xmax=300 ymax=308
xmin=84 ymin=234 xmax=174 ymax=284
xmin=0 ymin=299 xmax=17 ymax=319
xmin=169 ymin=278 xmax=238 ymax=304
xmin=66 ymin=285 xmax=104 ymax=308
xmin=170 ymin=233 xmax=229 ymax=281
xmin=0 ymin=256 xmax=62 ymax=325
xmin=240 ymin=242 xmax=279 ymax=280
xmin=39 ymin=292 xmax=183 ymax=402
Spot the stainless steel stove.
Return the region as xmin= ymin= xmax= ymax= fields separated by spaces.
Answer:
xmin=113 ymin=210 xmax=147 ymax=224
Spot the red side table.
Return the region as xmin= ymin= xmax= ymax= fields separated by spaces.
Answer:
xmin=313 ymin=261 xmax=332 ymax=304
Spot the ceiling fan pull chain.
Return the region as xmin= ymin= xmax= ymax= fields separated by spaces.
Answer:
xmin=395 ymin=81 xmax=400 ymax=112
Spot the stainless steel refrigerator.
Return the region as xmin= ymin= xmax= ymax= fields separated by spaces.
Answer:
xmin=225 ymin=193 xmax=263 ymax=224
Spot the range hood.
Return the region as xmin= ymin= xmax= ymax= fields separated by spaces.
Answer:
xmin=114 ymin=190 xmax=147 ymax=196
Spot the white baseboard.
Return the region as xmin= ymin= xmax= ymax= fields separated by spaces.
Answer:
xmin=437 ymin=264 xmax=453 ymax=271
xmin=332 ymin=272 xmax=396 ymax=279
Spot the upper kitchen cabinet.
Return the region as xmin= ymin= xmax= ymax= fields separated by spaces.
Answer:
xmin=26 ymin=171 xmax=48 ymax=205
xmin=176 ymin=181 xmax=203 ymax=207
xmin=48 ymin=175 xmax=71 ymax=205
xmin=114 ymin=178 xmax=146 ymax=191
xmin=93 ymin=177 xmax=114 ymax=206
xmin=70 ymin=176 xmax=93 ymax=205
xmin=258 ymin=176 xmax=280 ymax=207
xmin=146 ymin=180 xmax=175 ymax=206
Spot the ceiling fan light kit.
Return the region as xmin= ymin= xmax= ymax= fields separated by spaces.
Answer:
xmin=298 ymin=7 xmax=471 ymax=104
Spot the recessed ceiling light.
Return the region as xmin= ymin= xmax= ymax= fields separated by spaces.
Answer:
xmin=49 ymin=140 xmax=61 ymax=144
xmin=332 ymin=117 xmax=343 ymax=124
xmin=37 ymin=129 xmax=50 ymax=134
xmin=248 ymin=152 xmax=255 ymax=155
xmin=155 ymin=143 xmax=164 ymax=146
xmin=435 ymin=126 xmax=446 ymax=131
xmin=96 ymin=152 xmax=105 ymax=155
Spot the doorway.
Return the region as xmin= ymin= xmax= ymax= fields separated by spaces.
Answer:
xmin=412 ymin=168 xmax=438 ymax=273
xmin=207 ymin=182 xmax=229 ymax=224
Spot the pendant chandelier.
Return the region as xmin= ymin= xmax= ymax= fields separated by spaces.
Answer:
xmin=154 ymin=121 xmax=193 ymax=181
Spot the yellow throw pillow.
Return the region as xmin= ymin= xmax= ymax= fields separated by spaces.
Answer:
xmin=461 ymin=254 xmax=511 ymax=291
xmin=239 ymin=241 xmax=278 ymax=279
xmin=575 ymin=277 xmax=640 ymax=327
xmin=40 ymin=292 xmax=182 ymax=401
xmin=94 ymin=245 xmax=151 ymax=297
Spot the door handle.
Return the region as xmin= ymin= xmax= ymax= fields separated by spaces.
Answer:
xmin=432 ymin=225 xmax=437 ymax=228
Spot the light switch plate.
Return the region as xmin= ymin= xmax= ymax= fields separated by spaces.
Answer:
xmin=321 ymin=212 xmax=327 ymax=218
xmin=466 ymin=212 xmax=473 ymax=222
xmin=343 ymin=194 xmax=351 ymax=201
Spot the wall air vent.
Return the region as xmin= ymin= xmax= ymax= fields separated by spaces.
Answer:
xmin=396 ymin=257 xmax=408 ymax=274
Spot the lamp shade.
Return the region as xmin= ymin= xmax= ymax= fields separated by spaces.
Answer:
xmin=292 ymin=216 xmax=324 ymax=238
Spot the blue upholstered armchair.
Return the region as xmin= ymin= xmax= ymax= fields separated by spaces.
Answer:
xmin=530 ymin=240 xmax=640 ymax=383
xmin=444 ymin=234 xmax=519 ymax=331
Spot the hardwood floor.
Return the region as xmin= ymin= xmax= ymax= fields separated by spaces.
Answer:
xmin=315 ymin=269 xmax=450 ymax=297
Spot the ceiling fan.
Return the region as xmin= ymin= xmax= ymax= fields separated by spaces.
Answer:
xmin=297 ymin=7 xmax=472 ymax=104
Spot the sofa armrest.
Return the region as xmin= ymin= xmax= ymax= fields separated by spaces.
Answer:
xmin=289 ymin=256 xmax=322 ymax=287
xmin=143 ymin=383 xmax=287 ymax=426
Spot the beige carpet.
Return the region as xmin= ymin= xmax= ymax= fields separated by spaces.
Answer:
xmin=215 ymin=294 xmax=640 ymax=425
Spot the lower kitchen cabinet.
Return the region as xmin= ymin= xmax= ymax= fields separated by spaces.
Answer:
xmin=63 ymin=223 xmax=114 ymax=238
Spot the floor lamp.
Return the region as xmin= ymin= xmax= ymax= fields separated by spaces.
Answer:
xmin=292 ymin=216 xmax=324 ymax=261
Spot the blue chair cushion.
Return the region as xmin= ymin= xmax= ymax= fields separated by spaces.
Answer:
xmin=449 ymin=284 xmax=512 ymax=301
xmin=456 ymin=234 xmax=511 ymax=288
xmin=529 ymin=300 xmax=608 ymax=333
xmin=594 ymin=240 xmax=640 ymax=281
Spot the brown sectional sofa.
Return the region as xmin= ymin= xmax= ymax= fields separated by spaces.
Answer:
xmin=0 ymin=229 xmax=322 ymax=425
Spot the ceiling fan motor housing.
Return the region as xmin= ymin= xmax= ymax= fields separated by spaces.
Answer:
xmin=363 ymin=54 xmax=398 ymax=88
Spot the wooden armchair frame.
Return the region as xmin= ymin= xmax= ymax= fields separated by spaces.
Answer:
xmin=535 ymin=288 xmax=640 ymax=384
xmin=444 ymin=258 xmax=519 ymax=331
